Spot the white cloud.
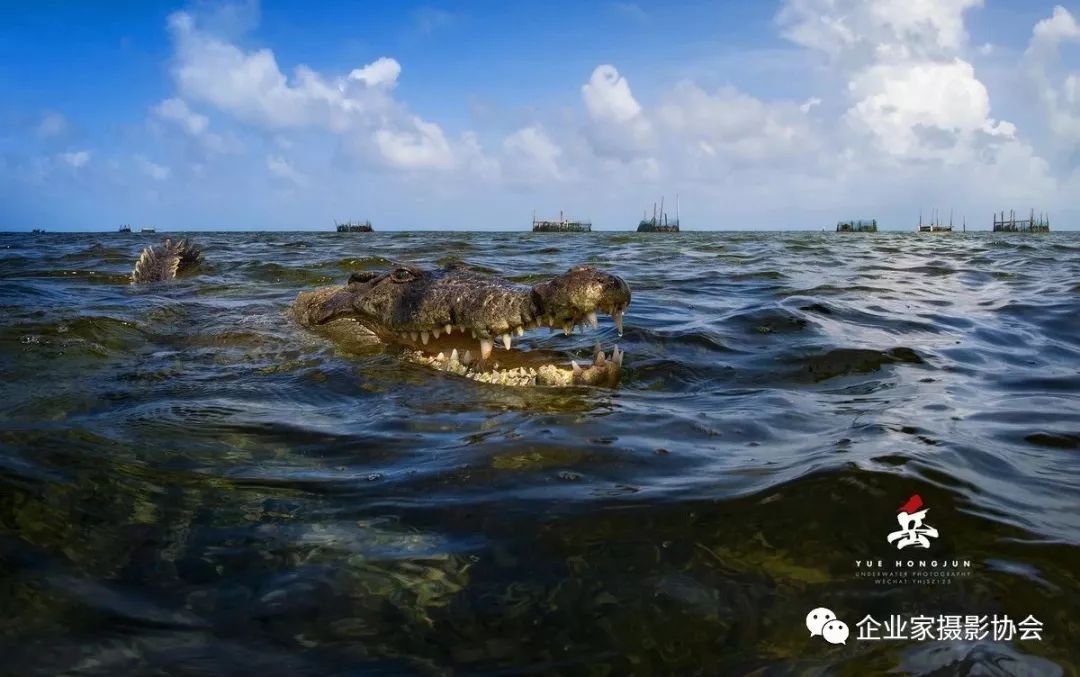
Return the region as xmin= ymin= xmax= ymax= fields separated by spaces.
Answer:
xmin=165 ymin=10 xmax=478 ymax=172
xmin=778 ymin=0 xmax=983 ymax=64
xmin=373 ymin=117 xmax=454 ymax=170
xmin=772 ymin=0 xmax=1046 ymax=206
xmin=582 ymin=64 xmax=644 ymax=123
xmin=581 ymin=65 xmax=652 ymax=160
xmin=347 ymin=57 xmax=401 ymax=88
xmin=154 ymin=97 xmax=209 ymax=136
xmin=1026 ymin=6 xmax=1080 ymax=148
xmin=267 ymin=154 xmax=306 ymax=185
xmin=153 ymin=97 xmax=230 ymax=153
xmin=136 ymin=155 xmax=170 ymax=180
xmin=1031 ymin=5 xmax=1080 ymax=46
xmin=845 ymin=59 xmax=1015 ymax=161
xmin=657 ymin=83 xmax=820 ymax=167
xmin=60 ymin=150 xmax=91 ymax=168
xmin=502 ymin=126 xmax=562 ymax=180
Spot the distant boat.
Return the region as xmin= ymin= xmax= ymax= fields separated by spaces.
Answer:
xmin=31 ymin=228 xmax=45 ymax=234
xmin=140 ymin=227 xmax=156 ymax=234
xmin=836 ymin=219 xmax=877 ymax=233
xmin=638 ymin=194 xmax=680 ymax=232
xmin=118 ymin=224 xmax=132 ymax=233
xmin=917 ymin=209 xmax=954 ymax=234
xmin=532 ymin=210 xmax=591 ymax=232
xmin=335 ymin=220 xmax=374 ymax=232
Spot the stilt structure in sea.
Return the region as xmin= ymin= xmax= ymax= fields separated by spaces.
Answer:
xmin=993 ymin=209 xmax=1050 ymax=232
xmin=532 ymin=210 xmax=591 ymax=232
xmin=140 ymin=227 xmax=156 ymax=234
xmin=917 ymin=209 xmax=954 ymax=234
xmin=836 ymin=219 xmax=877 ymax=233
xmin=336 ymin=220 xmax=374 ymax=233
xmin=118 ymin=224 xmax=132 ymax=233
xmin=637 ymin=194 xmax=680 ymax=232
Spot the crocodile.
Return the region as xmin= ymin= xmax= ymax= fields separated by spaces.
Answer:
xmin=131 ymin=241 xmax=631 ymax=387
xmin=293 ymin=263 xmax=631 ymax=386
xmin=130 ymin=238 xmax=202 ymax=284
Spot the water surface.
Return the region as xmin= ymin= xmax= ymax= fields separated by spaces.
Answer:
xmin=1 ymin=231 xmax=1078 ymax=674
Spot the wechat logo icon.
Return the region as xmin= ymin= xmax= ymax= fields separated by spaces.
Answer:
xmin=806 ymin=607 xmax=849 ymax=645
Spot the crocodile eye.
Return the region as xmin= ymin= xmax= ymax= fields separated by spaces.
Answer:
xmin=390 ymin=268 xmax=415 ymax=283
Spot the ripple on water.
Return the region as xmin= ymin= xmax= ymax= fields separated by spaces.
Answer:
xmin=1 ymin=230 xmax=1079 ymax=673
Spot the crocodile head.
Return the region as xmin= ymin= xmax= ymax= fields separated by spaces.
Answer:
xmin=293 ymin=262 xmax=631 ymax=386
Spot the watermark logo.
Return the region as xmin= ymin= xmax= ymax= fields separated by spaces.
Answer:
xmin=806 ymin=607 xmax=850 ymax=645
xmin=806 ymin=609 xmax=1045 ymax=644
xmin=886 ymin=493 xmax=938 ymax=550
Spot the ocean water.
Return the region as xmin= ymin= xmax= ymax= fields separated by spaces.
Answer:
xmin=1 ymin=230 xmax=1078 ymax=674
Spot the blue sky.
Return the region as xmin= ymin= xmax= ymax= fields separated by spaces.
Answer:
xmin=3 ymin=0 xmax=1080 ymax=230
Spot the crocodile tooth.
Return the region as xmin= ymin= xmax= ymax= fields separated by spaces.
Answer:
xmin=571 ymin=360 xmax=582 ymax=375
xmin=437 ymin=351 xmax=446 ymax=364
xmin=596 ymin=351 xmax=606 ymax=366
xmin=613 ymin=308 xmax=624 ymax=336
xmin=613 ymin=345 xmax=623 ymax=366
xmin=445 ymin=324 xmax=453 ymax=336
xmin=480 ymin=338 xmax=493 ymax=360
xmin=502 ymin=334 xmax=512 ymax=350
xmin=433 ymin=328 xmax=441 ymax=339
xmin=421 ymin=331 xmax=429 ymax=345
xmin=594 ymin=340 xmax=602 ymax=357
xmin=462 ymin=350 xmax=472 ymax=365
xmin=563 ymin=322 xmax=573 ymax=335
xmin=471 ymin=329 xmax=477 ymax=339
xmin=586 ymin=311 xmax=598 ymax=330
xmin=515 ymin=326 xmax=524 ymax=336
xmin=409 ymin=332 xmax=419 ymax=342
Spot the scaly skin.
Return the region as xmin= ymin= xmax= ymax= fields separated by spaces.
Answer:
xmin=130 ymin=239 xmax=202 ymax=283
xmin=293 ymin=262 xmax=631 ymax=386
xmin=131 ymin=244 xmax=632 ymax=387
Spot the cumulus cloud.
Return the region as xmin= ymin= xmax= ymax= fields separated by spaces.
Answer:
xmin=773 ymin=0 xmax=1042 ymax=196
xmin=581 ymin=65 xmax=652 ymax=160
xmin=845 ymin=59 xmax=1015 ymax=161
xmin=136 ymin=155 xmax=171 ymax=180
xmin=154 ymin=97 xmax=209 ymax=136
xmin=348 ymin=57 xmax=402 ymax=88
xmin=778 ymin=0 xmax=983 ymax=64
xmin=1025 ymin=6 xmax=1080 ymax=148
xmin=502 ymin=126 xmax=563 ymax=181
xmin=165 ymin=9 xmax=480 ymax=172
xmin=267 ymin=154 xmax=306 ymax=185
xmin=373 ymin=117 xmax=454 ymax=170
xmin=657 ymin=83 xmax=820 ymax=168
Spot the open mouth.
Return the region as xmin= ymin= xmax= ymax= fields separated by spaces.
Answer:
xmin=301 ymin=264 xmax=632 ymax=387
xmin=374 ymin=305 xmax=627 ymax=386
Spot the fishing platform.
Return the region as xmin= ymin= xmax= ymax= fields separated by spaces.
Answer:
xmin=917 ymin=209 xmax=958 ymax=234
xmin=836 ymin=219 xmax=877 ymax=233
xmin=637 ymin=195 xmax=680 ymax=232
xmin=993 ymin=210 xmax=1050 ymax=233
xmin=118 ymin=224 xmax=132 ymax=233
xmin=336 ymin=220 xmax=374 ymax=233
xmin=532 ymin=211 xmax=591 ymax=232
